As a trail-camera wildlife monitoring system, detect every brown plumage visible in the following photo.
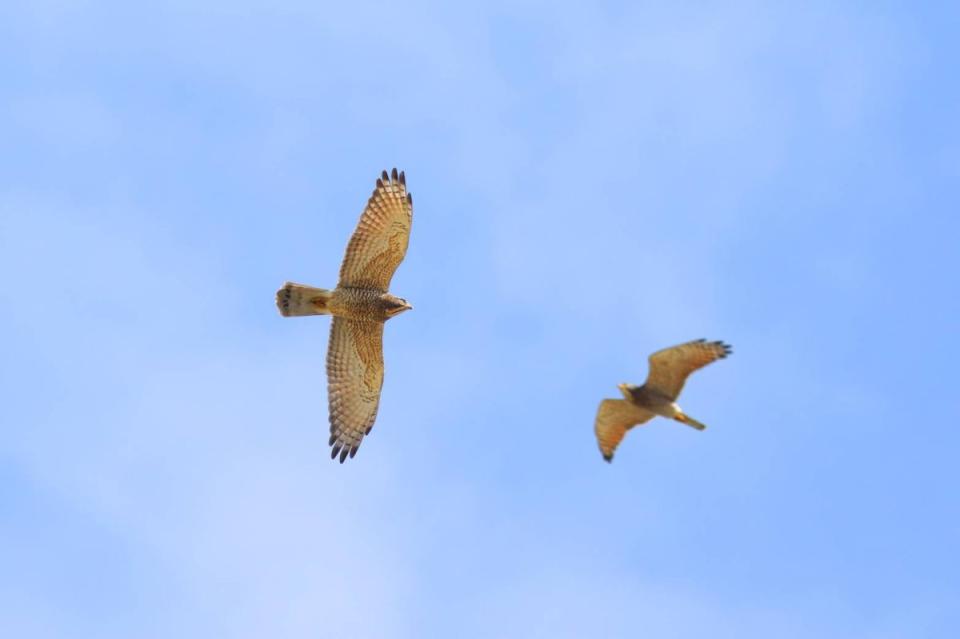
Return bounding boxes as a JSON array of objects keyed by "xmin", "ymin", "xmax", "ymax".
[
  {"xmin": 594, "ymin": 339, "xmax": 732, "ymax": 462},
  {"xmin": 276, "ymin": 169, "xmax": 413, "ymax": 463}
]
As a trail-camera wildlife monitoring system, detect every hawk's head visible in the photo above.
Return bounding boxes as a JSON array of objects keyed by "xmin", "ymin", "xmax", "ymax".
[{"xmin": 382, "ymin": 293, "xmax": 413, "ymax": 318}]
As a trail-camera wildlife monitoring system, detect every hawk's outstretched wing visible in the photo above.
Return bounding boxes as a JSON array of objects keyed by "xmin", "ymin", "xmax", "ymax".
[
  {"xmin": 594, "ymin": 399, "xmax": 655, "ymax": 462},
  {"xmin": 338, "ymin": 168, "xmax": 413, "ymax": 291},
  {"xmin": 326, "ymin": 317, "xmax": 385, "ymax": 463},
  {"xmin": 645, "ymin": 339, "xmax": 731, "ymax": 401}
]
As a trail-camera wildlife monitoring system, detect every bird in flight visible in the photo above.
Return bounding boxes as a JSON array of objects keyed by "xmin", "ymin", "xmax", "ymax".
[
  {"xmin": 594, "ymin": 339, "xmax": 732, "ymax": 462},
  {"xmin": 276, "ymin": 168, "xmax": 413, "ymax": 463}
]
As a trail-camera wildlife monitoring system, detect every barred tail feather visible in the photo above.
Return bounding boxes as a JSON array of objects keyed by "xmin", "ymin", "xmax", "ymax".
[{"xmin": 276, "ymin": 282, "xmax": 333, "ymax": 317}]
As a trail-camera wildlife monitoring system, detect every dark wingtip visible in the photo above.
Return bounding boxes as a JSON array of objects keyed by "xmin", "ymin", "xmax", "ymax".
[
  {"xmin": 328, "ymin": 434, "xmax": 337, "ymax": 446},
  {"xmin": 406, "ymin": 193, "xmax": 412, "ymax": 206},
  {"xmin": 398, "ymin": 170, "xmax": 406, "ymax": 185},
  {"xmin": 391, "ymin": 167, "xmax": 398, "ymax": 182},
  {"xmin": 381, "ymin": 169, "xmax": 389, "ymax": 182},
  {"xmin": 330, "ymin": 444, "xmax": 341, "ymax": 460},
  {"xmin": 339, "ymin": 448, "xmax": 349, "ymax": 463},
  {"xmin": 376, "ymin": 177, "xmax": 384, "ymax": 188},
  {"xmin": 603, "ymin": 454, "xmax": 613, "ymax": 463},
  {"xmin": 276, "ymin": 285, "xmax": 291, "ymax": 313},
  {"xmin": 349, "ymin": 446, "xmax": 358, "ymax": 458}
]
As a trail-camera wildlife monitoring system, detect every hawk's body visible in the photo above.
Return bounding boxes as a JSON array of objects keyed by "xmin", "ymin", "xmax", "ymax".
[
  {"xmin": 277, "ymin": 169, "xmax": 413, "ymax": 463},
  {"xmin": 594, "ymin": 339, "xmax": 732, "ymax": 462}
]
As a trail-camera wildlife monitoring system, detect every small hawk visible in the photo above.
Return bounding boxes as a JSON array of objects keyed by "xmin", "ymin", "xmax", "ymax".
[
  {"xmin": 594, "ymin": 339, "xmax": 732, "ymax": 462},
  {"xmin": 276, "ymin": 169, "xmax": 413, "ymax": 463}
]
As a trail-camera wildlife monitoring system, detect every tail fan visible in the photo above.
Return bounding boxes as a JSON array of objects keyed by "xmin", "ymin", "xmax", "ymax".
[
  {"xmin": 677, "ymin": 414, "xmax": 707, "ymax": 431},
  {"xmin": 276, "ymin": 282, "xmax": 333, "ymax": 317}
]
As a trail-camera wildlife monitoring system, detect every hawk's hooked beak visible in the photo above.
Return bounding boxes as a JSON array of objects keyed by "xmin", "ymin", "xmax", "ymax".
[{"xmin": 386, "ymin": 298, "xmax": 414, "ymax": 317}]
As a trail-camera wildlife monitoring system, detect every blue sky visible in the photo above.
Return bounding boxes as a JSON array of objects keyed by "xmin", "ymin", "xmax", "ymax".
[{"xmin": 1, "ymin": 1, "xmax": 958, "ymax": 637}]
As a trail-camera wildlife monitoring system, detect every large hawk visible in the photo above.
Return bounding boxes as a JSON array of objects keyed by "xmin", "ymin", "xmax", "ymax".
[
  {"xmin": 276, "ymin": 169, "xmax": 413, "ymax": 463},
  {"xmin": 594, "ymin": 339, "xmax": 732, "ymax": 462}
]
